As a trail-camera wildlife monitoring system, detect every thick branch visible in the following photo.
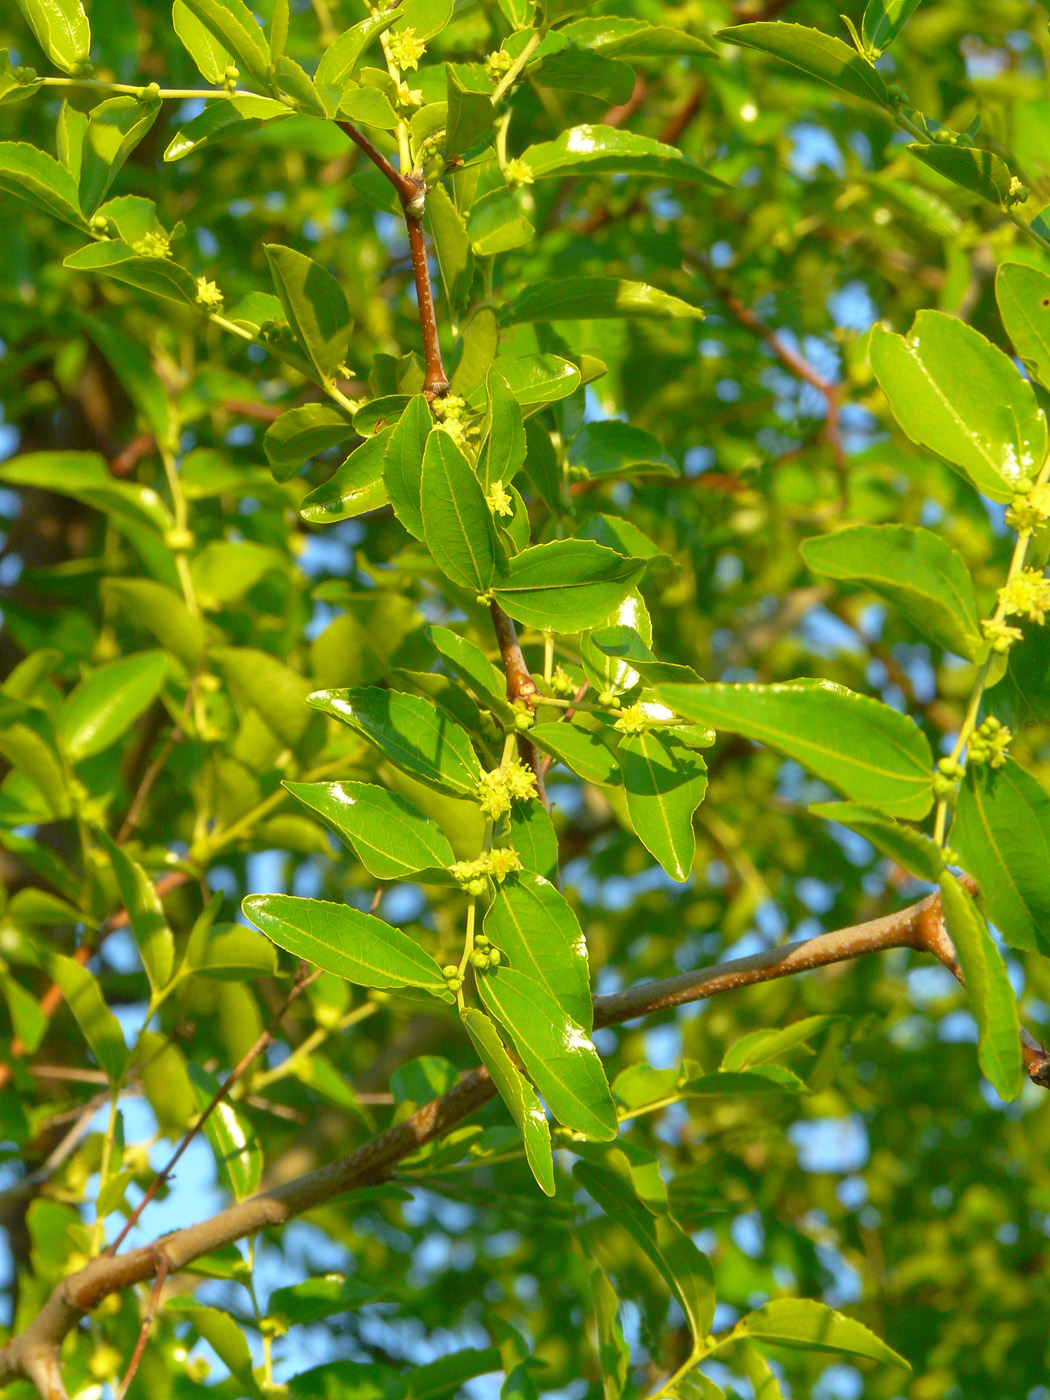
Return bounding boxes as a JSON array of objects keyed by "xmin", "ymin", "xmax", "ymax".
[{"xmin": 3, "ymin": 885, "xmax": 1046, "ymax": 1391}]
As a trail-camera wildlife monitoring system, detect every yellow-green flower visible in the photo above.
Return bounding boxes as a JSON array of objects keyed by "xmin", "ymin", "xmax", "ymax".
[
  {"xmin": 388, "ymin": 28, "xmax": 426, "ymax": 71},
  {"xmin": 998, "ymin": 567, "xmax": 1050, "ymax": 625},
  {"xmin": 194, "ymin": 276, "xmax": 224, "ymax": 311},
  {"xmin": 487, "ymin": 479, "xmax": 513, "ymax": 517}
]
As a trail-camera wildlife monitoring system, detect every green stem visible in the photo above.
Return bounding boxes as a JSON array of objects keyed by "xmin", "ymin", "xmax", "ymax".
[
  {"xmin": 252, "ymin": 1000, "xmax": 379, "ymax": 1090},
  {"xmin": 490, "ymin": 31, "xmax": 541, "ymax": 105},
  {"xmin": 39, "ymin": 75, "xmax": 259, "ymax": 101}
]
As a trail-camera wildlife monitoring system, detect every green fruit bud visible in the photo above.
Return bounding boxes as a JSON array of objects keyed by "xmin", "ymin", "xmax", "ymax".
[{"xmin": 488, "ymin": 948, "xmax": 501, "ymax": 966}]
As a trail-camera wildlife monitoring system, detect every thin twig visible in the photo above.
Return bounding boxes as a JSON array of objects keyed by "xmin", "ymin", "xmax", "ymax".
[
  {"xmin": 117, "ymin": 672, "xmax": 200, "ymax": 843},
  {"xmin": 113, "ymin": 1251, "xmax": 170, "ymax": 1400}
]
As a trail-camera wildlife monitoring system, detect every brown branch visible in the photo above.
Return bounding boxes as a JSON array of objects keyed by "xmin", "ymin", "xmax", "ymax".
[
  {"xmin": 488, "ymin": 600, "xmax": 549, "ymax": 808},
  {"xmin": 113, "ymin": 1252, "xmax": 169, "ymax": 1400},
  {"xmin": 3, "ymin": 884, "xmax": 1046, "ymax": 1395}
]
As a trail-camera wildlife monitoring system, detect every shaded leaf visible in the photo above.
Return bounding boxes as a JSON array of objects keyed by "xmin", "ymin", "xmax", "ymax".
[
  {"xmin": 484, "ymin": 871, "xmax": 592, "ymax": 1030},
  {"xmin": 505, "ymin": 278, "xmax": 704, "ymax": 325},
  {"xmin": 718, "ymin": 22, "xmax": 890, "ymax": 106},
  {"xmin": 59, "ymin": 651, "xmax": 167, "ymax": 763},
  {"xmin": 265, "ymin": 243, "xmax": 353, "ymax": 381},
  {"xmin": 493, "ymin": 540, "xmax": 644, "ymax": 633},
  {"xmin": 285, "ymin": 779, "xmax": 455, "ymax": 879},
  {"xmin": 618, "ymin": 731, "xmax": 708, "ymax": 881},
  {"xmin": 810, "ymin": 801, "xmax": 945, "ymax": 882},
  {"xmin": 462, "ymin": 1008, "xmax": 555, "ymax": 1196},
  {"xmin": 421, "ymin": 430, "xmax": 501, "ymax": 592},
  {"xmin": 97, "ymin": 831, "xmax": 175, "ymax": 991}
]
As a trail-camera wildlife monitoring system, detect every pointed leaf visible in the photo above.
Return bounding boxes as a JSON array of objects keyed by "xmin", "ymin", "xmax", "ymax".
[
  {"xmin": 507, "ymin": 801, "xmax": 559, "ymax": 882},
  {"xmin": 0, "ymin": 140, "xmax": 90, "ymax": 230},
  {"xmin": 951, "ymin": 759, "xmax": 1050, "ymax": 955},
  {"xmin": 618, "ymin": 731, "xmax": 707, "ymax": 882},
  {"xmin": 315, "ymin": 11, "xmax": 398, "ymax": 90},
  {"xmin": 299, "ymin": 430, "xmax": 391, "ymax": 525},
  {"xmin": 505, "ymin": 278, "xmax": 704, "ymax": 325},
  {"xmin": 211, "ymin": 647, "xmax": 317, "ymax": 749},
  {"xmin": 478, "ymin": 968, "xmax": 616, "ymax": 1140},
  {"xmin": 467, "ymin": 186, "xmax": 535, "ymax": 257},
  {"xmin": 493, "ymin": 539, "xmax": 643, "ymax": 633},
  {"xmin": 479, "ymin": 370, "xmax": 527, "ymax": 492},
  {"xmin": 737, "ymin": 1298, "xmax": 909, "ymax": 1368},
  {"xmin": 264, "ymin": 403, "xmax": 354, "ymax": 483},
  {"xmin": 285, "ymin": 780, "xmax": 455, "ymax": 879},
  {"xmin": 718, "ymin": 22, "xmax": 890, "ymax": 106},
  {"xmin": 179, "ymin": 0, "xmax": 270, "ymax": 86},
  {"xmin": 809, "ymin": 802, "xmax": 944, "ymax": 882},
  {"xmin": 655, "ymin": 680, "xmax": 934, "ymax": 819},
  {"xmin": 995, "ymin": 261, "xmax": 1050, "ymax": 392},
  {"xmin": 49, "ymin": 954, "xmax": 127, "ymax": 1082},
  {"xmin": 186, "ymin": 1064, "xmax": 263, "ymax": 1202},
  {"xmin": 939, "ymin": 874, "xmax": 1023, "ymax": 1100},
  {"xmin": 907, "ymin": 143, "xmax": 1015, "ymax": 208},
  {"xmin": 59, "ymin": 651, "xmax": 167, "ymax": 763},
  {"xmin": 426, "ymin": 183, "xmax": 475, "ymax": 315},
  {"xmin": 869, "ymin": 314, "xmax": 1045, "ymax": 503},
  {"xmin": 862, "ymin": 0, "xmax": 922, "ymax": 53},
  {"xmin": 520, "ymin": 124, "xmax": 726, "ymax": 187},
  {"xmin": 15, "ymin": 0, "xmax": 89, "ymax": 73},
  {"xmin": 0, "ymin": 450, "xmax": 173, "ymax": 532},
  {"xmin": 462, "ymin": 1008, "xmax": 555, "ymax": 1197},
  {"xmin": 307, "ymin": 686, "xmax": 482, "ymax": 795},
  {"xmin": 421, "ymin": 429, "xmax": 500, "ymax": 592},
  {"xmin": 721, "ymin": 1015, "xmax": 846, "ymax": 1072},
  {"xmin": 383, "ymin": 393, "xmax": 431, "ymax": 539},
  {"xmin": 800, "ymin": 524, "xmax": 983, "ymax": 660},
  {"xmin": 79, "ymin": 96, "xmax": 161, "ymax": 216},
  {"xmin": 559, "ymin": 18, "xmax": 715, "ymax": 56},
  {"xmin": 265, "ymin": 243, "xmax": 353, "ymax": 381},
  {"xmin": 172, "ymin": 0, "xmax": 230, "ymax": 83},
  {"xmin": 164, "ymin": 95, "xmax": 293, "ymax": 161},
  {"xmin": 446, "ymin": 64, "xmax": 494, "ymax": 159},
  {"xmin": 591, "ymin": 1271, "xmax": 630, "ymax": 1400},
  {"xmin": 569, "ymin": 421, "xmax": 678, "ymax": 480},
  {"xmin": 97, "ymin": 831, "xmax": 175, "ymax": 991},
  {"xmin": 484, "ymin": 872, "xmax": 592, "ymax": 1030},
  {"xmin": 243, "ymin": 893, "xmax": 451, "ymax": 999},
  {"xmin": 530, "ymin": 721, "xmax": 621, "ymax": 787}
]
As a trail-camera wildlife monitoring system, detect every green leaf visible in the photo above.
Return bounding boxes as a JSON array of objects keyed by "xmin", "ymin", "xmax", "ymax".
[
  {"xmin": 265, "ymin": 243, "xmax": 353, "ymax": 382},
  {"xmin": 485, "ymin": 872, "xmax": 593, "ymax": 1030},
  {"xmin": 190, "ymin": 540, "xmax": 283, "ymax": 604},
  {"xmin": 451, "ymin": 308, "xmax": 498, "ymax": 396},
  {"xmin": 186, "ymin": 1065, "xmax": 263, "ymax": 1202},
  {"xmin": 530, "ymin": 721, "xmax": 620, "ymax": 788},
  {"xmin": 63, "ymin": 239, "xmax": 200, "ymax": 304},
  {"xmin": 907, "ymin": 143, "xmax": 1015, "ymax": 208},
  {"xmin": 307, "ymin": 686, "xmax": 482, "ymax": 795},
  {"xmin": 654, "ymin": 680, "xmax": 934, "ymax": 820},
  {"xmin": 275, "ymin": 55, "xmax": 326, "ymax": 116},
  {"xmin": 951, "ymin": 760, "xmax": 1050, "ymax": 956},
  {"xmin": 172, "ymin": 0, "xmax": 230, "ymax": 83},
  {"xmin": 736, "ymin": 1298, "xmax": 910, "ymax": 1368},
  {"xmin": 315, "ymin": 11, "xmax": 398, "ymax": 91},
  {"xmin": 522, "ymin": 418, "xmax": 561, "ymax": 512},
  {"xmin": 427, "ymin": 625, "xmax": 514, "ymax": 718},
  {"xmin": 718, "ymin": 22, "xmax": 890, "ymax": 106},
  {"xmin": 809, "ymin": 802, "xmax": 945, "ymax": 882},
  {"xmin": 505, "ymin": 278, "xmax": 704, "ymax": 325},
  {"xmin": 478, "ymin": 968, "xmax": 616, "ymax": 1139},
  {"xmin": 179, "ymin": 0, "xmax": 270, "ymax": 86},
  {"xmin": 299, "ymin": 429, "xmax": 392, "ymax": 525},
  {"xmin": 0, "ymin": 140, "xmax": 90, "ymax": 230},
  {"xmin": 79, "ymin": 96, "xmax": 161, "ymax": 217},
  {"xmin": 189, "ymin": 924, "xmax": 279, "ymax": 980},
  {"xmin": 0, "ymin": 970, "xmax": 46, "ymax": 1053},
  {"xmin": 392, "ymin": 0, "xmax": 454, "ymax": 42},
  {"xmin": 462, "ymin": 1008, "xmax": 555, "ymax": 1197},
  {"xmin": 467, "ymin": 187, "xmax": 535, "ymax": 258},
  {"xmin": 421, "ymin": 429, "xmax": 501, "ymax": 592},
  {"xmin": 446, "ymin": 64, "xmax": 494, "ymax": 159},
  {"xmin": 97, "ymin": 831, "xmax": 175, "ymax": 991},
  {"xmin": 0, "ymin": 49, "xmax": 43, "ymax": 106},
  {"xmin": 0, "ymin": 713, "xmax": 70, "ymax": 820},
  {"xmin": 591, "ymin": 1271, "xmax": 630, "ymax": 1400},
  {"xmin": 508, "ymin": 801, "xmax": 559, "ymax": 882},
  {"xmin": 721, "ymin": 1015, "xmax": 845, "ymax": 1072},
  {"xmin": 80, "ymin": 313, "xmax": 173, "ymax": 448},
  {"xmin": 338, "ymin": 84, "xmax": 399, "ymax": 129},
  {"xmin": 528, "ymin": 46, "xmax": 635, "ymax": 105},
  {"xmin": 939, "ymin": 874, "xmax": 1023, "ymax": 1100},
  {"xmin": 59, "ymin": 651, "xmax": 167, "ymax": 763},
  {"xmin": 569, "ymin": 421, "xmax": 678, "ymax": 481},
  {"xmin": 800, "ymin": 524, "xmax": 984, "ymax": 660},
  {"xmin": 472, "ymin": 354, "xmax": 582, "ymax": 412},
  {"xmin": 588, "ymin": 625, "xmax": 702, "ymax": 688},
  {"xmin": 406, "ymin": 1346, "xmax": 503, "ymax": 1400},
  {"xmin": 559, "ymin": 18, "xmax": 716, "ymax": 57},
  {"xmin": 575, "ymin": 1161, "xmax": 715, "ymax": 1344},
  {"xmin": 995, "ymin": 261, "xmax": 1050, "ymax": 391},
  {"xmin": 164, "ymin": 95, "xmax": 293, "ymax": 161},
  {"xmin": 479, "ymin": 371, "xmax": 527, "ymax": 494},
  {"xmin": 285, "ymin": 780, "xmax": 455, "ymax": 879},
  {"xmin": 243, "ymin": 893, "xmax": 451, "ymax": 999},
  {"xmin": 263, "ymin": 403, "xmax": 354, "ymax": 483},
  {"xmin": 520, "ymin": 124, "xmax": 726, "ymax": 187},
  {"xmin": 383, "ymin": 393, "xmax": 431, "ymax": 539},
  {"xmin": 15, "ymin": 0, "xmax": 89, "ymax": 74},
  {"xmin": 424, "ymin": 183, "xmax": 475, "ymax": 316},
  {"xmin": 862, "ymin": 0, "xmax": 922, "ymax": 54},
  {"xmin": 493, "ymin": 540, "xmax": 644, "ymax": 633},
  {"xmin": 870, "ymin": 313, "xmax": 1045, "ymax": 504},
  {"xmin": 211, "ymin": 647, "xmax": 317, "ymax": 749},
  {"xmin": 0, "ymin": 450, "xmax": 173, "ymax": 534},
  {"xmin": 168, "ymin": 1297, "xmax": 258, "ymax": 1385},
  {"xmin": 618, "ymin": 731, "xmax": 707, "ymax": 882},
  {"xmin": 49, "ymin": 954, "xmax": 128, "ymax": 1082}
]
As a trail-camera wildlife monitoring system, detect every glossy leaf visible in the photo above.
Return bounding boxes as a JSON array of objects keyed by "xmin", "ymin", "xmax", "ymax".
[
  {"xmin": 478, "ymin": 968, "xmax": 616, "ymax": 1140},
  {"xmin": 862, "ymin": 0, "xmax": 922, "ymax": 53},
  {"xmin": 528, "ymin": 47, "xmax": 635, "ymax": 105},
  {"xmin": 810, "ymin": 802, "xmax": 945, "ymax": 882},
  {"xmin": 479, "ymin": 370, "xmax": 527, "ymax": 493},
  {"xmin": 467, "ymin": 187, "xmax": 535, "ymax": 258},
  {"xmin": 506, "ymin": 278, "xmax": 704, "ymax": 325},
  {"xmin": 307, "ymin": 686, "xmax": 482, "ymax": 795},
  {"xmin": 721, "ymin": 1015, "xmax": 845, "ymax": 1072},
  {"xmin": 426, "ymin": 183, "xmax": 475, "ymax": 316},
  {"xmin": 575, "ymin": 1161, "xmax": 716, "ymax": 1344},
  {"xmin": 64, "ymin": 238, "xmax": 199, "ymax": 303},
  {"xmin": 59, "ymin": 651, "xmax": 167, "ymax": 763},
  {"xmin": 0, "ymin": 50, "xmax": 42, "ymax": 106},
  {"xmin": 484, "ymin": 872, "xmax": 593, "ymax": 1030},
  {"xmin": 521, "ymin": 124, "xmax": 726, "ymax": 187},
  {"xmin": 427, "ymin": 625, "xmax": 514, "ymax": 718},
  {"xmin": 530, "ymin": 721, "xmax": 620, "ymax": 788},
  {"xmin": 568, "ymin": 421, "xmax": 678, "ymax": 480},
  {"xmin": 264, "ymin": 403, "xmax": 354, "ymax": 483},
  {"xmin": 172, "ymin": 0, "xmax": 230, "ymax": 83},
  {"xmin": 243, "ymin": 894, "xmax": 451, "ymax": 999},
  {"xmin": 187, "ymin": 1064, "xmax": 263, "ymax": 1202},
  {"xmin": 97, "ymin": 831, "xmax": 175, "ymax": 991},
  {"xmin": 939, "ymin": 874, "xmax": 1023, "ymax": 1100},
  {"xmin": 800, "ymin": 524, "xmax": 984, "ymax": 660},
  {"xmin": 559, "ymin": 18, "xmax": 716, "ymax": 56},
  {"xmin": 164, "ymin": 95, "xmax": 293, "ymax": 161},
  {"xmin": 472, "ymin": 354, "xmax": 581, "ymax": 411},
  {"xmin": 189, "ymin": 925, "xmax": 278, "ymax": 980},
  {"xmin": 655, "ymin": 680, "xmax": 934, "ymax": 819},
  {"xmin": 299, "ymin": 429, "xmax": 391, "ymax": 525},
  {"xmin": 908, "ymin": 143, "xmax": 1015, "ymax": 207},
  {"xmin": 462, "ymin": 1008, "xmax": 555, "ymax": 1196},
  {"xmin": 618, "ymin": 731, "xmax": 708, "ymax": 882},
  {"xmin": 211, "ymin": 647, "xmax": 317, "ymax": 749},
  {"xmin": 588, "ymin": 626, "xmax": 702, "ymax": 687},
  {"xmin": 392, "ymin": 0, "xmax": 454, "ymax": 42},
  {"xmin": 0, "ymin": 140, "xmax": 89, "ymax": 230},
  {"xmin": 737, "ymin": 1298, "xmax": 910, "ymax": 1368},
  {"xmin": 49, "ymin": 954, "xmax": 127, "ymax": 1082},
  {"xmin": 421, "ymin": 429, "xmax": 501, "ymax": 592},
  {"xmin": 718, "ymin": 22, "xmax": 890, "ymax": 106},
  {"xmin": 285, "ymin": 780, "xmax": 455, "ymax": 879},
  {"xmin": 493, "ymin": 540, "xmax": 644, "ymax": 633},
  {"xmin": 869, "ymin": 313, "xmax": 1045, "ymax": 503},
  {"xmin": 451, "ymin": 308, "xmax": 498, "ymax": 396},
  {"xmin": 315, "ymin": 11, "xmax": 398, "ymax": 91},
  {"xmin": 79, "ymin": 96, "xmax": 161, "ymax": 217},
  {"xmin": 446, "ymin": 64, "xmax": 493, "ymax": 159},
  {"xmin": 508, "ymin": 802, "xmax": 559, "ymax": 882},
  {"xmin": 995, "ymin": 261, "xmax": 1050, "ymax": 391},
  {"xmin": 265, "ymin": 243, "xmax": 353, "ymax": 381},
  {"xmin": 14, "ymin": 0, "xmax": 89, "ymax": 73},
  {"xmin": 0, "ymin": 450, "xmax": 172, "ymax": 533},
  {"xmin": 383, "ymin": 393, "xmax": 432, "ymax": 539},
  {"xmin": 179, "ymin": 0, "xmax": 270, "ymax": 86},
  {"xmin": 951, "ymin": 760, "xmax": 1050, "ymax": 955}
]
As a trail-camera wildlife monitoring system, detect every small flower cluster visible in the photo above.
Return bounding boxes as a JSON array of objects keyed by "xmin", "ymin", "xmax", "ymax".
[
  {"xmin": 614, "ymin": 704, "xmax": 649, "ymax": 734},
  {"xmin": 967, "ymin": 716, "xmax": 1012, "ymax": 769},
  {"xmin": 485, "ymin": 49, "xmax": 514, "ymax": 81},
  {"xmin": 503, "ymin": 159, "xmax": 534, "ymax": 188},
  {"xmin": 486, "ymin": 479, "xmax": 513, "ymax": 517},
  {"xmin": 1006, "ymin": 482, "xmax": 1050, "ymax": 536},
  {"xmin": 450, "ymin": 847, "xmax": 522, "ymax": 895},
  {"xmin": 477, "ymin": 761, "xmax": 537, "ymax": 819},
  {"xmin": 388, "ymin": 28, "xmax": 426, "ymax": 71},
  {"xmin": 982, "ymin": 617, "xmax": 1024, "ymax": 654},
  {"xmin": 469, "ymin": 931, "xmax": 502, "ymax": 972},
  {"xmin": 550, "ymin": 665, "xmax": 577, "ymax": 698},
  {"xmin": 195, "ymin": 277, "xmax": 224, "ymax": 311},
  {"xmin": 998, "ymin": 567, "xmax": 1050, "ymax": 626},
  {"xmin": 432, "ymin": 394, "xmax": 473, "ymax": 448},
  {"xmin": 132, "ymin": 230, "xmax": 172, "ymax": 259}
]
